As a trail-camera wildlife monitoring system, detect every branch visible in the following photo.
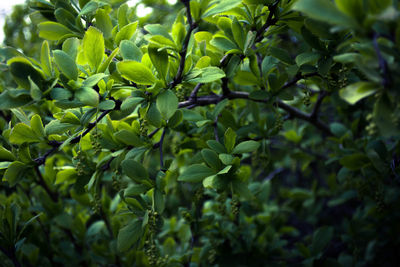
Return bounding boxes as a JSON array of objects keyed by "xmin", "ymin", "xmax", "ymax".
[
  {"xmin": 171, "ymin": 1, "xmax": 197, "ymax": 88},
  {"xmin": 159, "ymin": 128, "xmax": 167, "ymax": 170},
  {"xmin": 213, "ymin": 115, "xmax": 220, "ymax": 142},
  {"xmin": 255, "ymin": 2, "xmax": 279, "ymax": 42},
  {"xmin": 373, "ymin": 33, "xmax": 392, "ymax": 88},
  {"xmin": 310, "ymin": 91, "xmax": 327, "ymax": 120},
  {"xmin": 34, "ymin": 108, "xmax": 114, "ymax": 166},
  {"xmin": 189, "ymin": 83, "xmax": 203, "ymax": 101}
]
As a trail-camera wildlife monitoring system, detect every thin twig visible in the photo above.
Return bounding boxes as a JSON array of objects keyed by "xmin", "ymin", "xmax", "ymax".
[
  {"xmin": 310, "ymin": 91, "xmax": 327, "ymax": 120},
  {"xmin": 373, "ymin": 32, "xmax": 392, "ymax": 88},
  {"xmin": 213, "ymin": 115, "xmax": 220, "ymax": 142},
  {"xmin": 159, "ymin": 128, "xmax": 167, "ymax": 170},
  {"xmin": 189, "ymin": 83, "xmax": 203, "ymax": 101},
  {"xmin": 255, "ymin": 2, "xmax": 279, "ymax": 42}
]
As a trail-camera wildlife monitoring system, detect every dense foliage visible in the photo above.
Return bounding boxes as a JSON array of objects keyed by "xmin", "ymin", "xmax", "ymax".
[{"xmin": 0, "ymin": 0, "xmax": 399, "ymax": 266}]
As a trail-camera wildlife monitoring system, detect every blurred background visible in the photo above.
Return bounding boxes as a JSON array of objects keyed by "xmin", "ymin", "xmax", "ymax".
[{"xmin": 0, "ymin": 1, "xmax": 26, "ymax": 41}]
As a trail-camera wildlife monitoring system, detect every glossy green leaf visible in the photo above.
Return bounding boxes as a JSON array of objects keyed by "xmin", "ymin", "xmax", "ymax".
[
  {"xmin": 157, "ymin": 90, "xmax": 178, "ymax": 120},
  {"xmin": 4, "ymin": 161, "xmax": 28, "ymax": 187},
  {"xmin": 120, "ymin": 40, "xmax": 142, "ymax": 61},
  {"xmin": 115, "ymin": 21, "xmax": 138, "ymax": 45},
  {"xmin": 0, "ymin": 146, "xmax": 16, "ymax": 161},
  {"xmin": 117, "ymin": 219, "xmax": 142, "ymax": 251},
  {"xmin": 339, "ymin": 82, "xmax": 378, "ymax": 105},
  {"xmin": 114, "ymin": 130, "xmax": 143, "ymax": 146},
  {"xmin": 41, "ymin": 41, "xmax": 52, "ymax": 76},
  {"xmin": 10, "ymin": 123, "xmax": 40, "ymax": 144},
  {"xmin": 232, "ymin": 141, "xmax": 260, "ymax": 154},
  {"xmin": 117, "ymin": 61, "xmax": 156, "ymax": 85},
  {"xmin": 224, "ymin": 128, "xmax": 237, "ymax": 153},
  {"xmin": 121, "ymin": 159, "xmax": 149, "ymax": 182},
  {"xmin": 178, "ymin": 164, "xmax": 216, "ymax": 183},
  {"xmin": 83, "ymin": 27, "xmax": 105, "ymax": 71},
  {"xmin": 53, "ymin": 50, "xmax": 78, "ymax": 80},
  {"xmin": 38, "ymin": 21, "xmax": 74, "ymax": 41},
  {"xmin": 201, "ymin": 149, "xmax": 221, "ymax": 170},
  {"xmin": 75, "ymin": 87, "xmax": 99, "ymax": 106},
  {"xmin": 202, "ymin": 0, "xmax": 242, "ymax": 18},
  {"xmin": 146, "ymin": 103, "xmax": 162, "ymax": 128},
  {"xmin": 30, "ymin": 114, "xmax": 45, "ymax": 138},
  {"xmin": 148, "ymin": 46, "xmax": 169, "ymax": 82}
]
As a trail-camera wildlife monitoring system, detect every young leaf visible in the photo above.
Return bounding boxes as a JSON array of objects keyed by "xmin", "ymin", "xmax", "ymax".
[
  {"xmin": 156, "ymin": 90, "xmax": 178, "ymax": 120},
  {"xmin": 41, "ymin": 41, "xmax": 52, "ymax": 76},
  {"xmin": 83, "ymin": 27, "xmax": 105, "ymax": 71},
  {"xmin": 121, "ymin": 159, "xmax": 149, "ymax": 182},
  {"xmin": 4, "ymin": 161, "xmax": 28, "ymax": 187},
  {"xmin": 30, "ymin": 114, "xmax": 45, "ymax": 138},
  {"xmin": 115, "ymin": 21, "xmax": 138, "ymax": 45},
  {"xmin": 75, "ymin": 87, "xmax": 99, "ymax": 106},
  {"xmin": 117, "ymin": 219, "xmax": 142, "ymax": 252},
  {"xmin": 201, "ymin": 149, "xmax": 221, "ymax": 170},
  {"xmin": 117, "ymin": 61, "xmax": 156, "ymax": 85},
  {"xmin": 339, "ymin": 82, "xmax": 378, "ymax": 105},
  {"xmin": 178, "ymin": 164, "xmax": 216, "ymax": 183},
  {"xmin": 53, "ymin": 50, "xmax": 78, "ymax": 80},
  {"xmin": 10, "ymin": 123, "xmax": 40, "ymax": 144},
  {"xmin": 224, "ymin": 128, "xmax": 237, "ymax": 153},
  {"xmin": 232, "ymin": 141, "xmax": 260, "ymax": 154},
  {"xmin": 146, "ymin": 103, "xmax": 162, "ymax": 128},
  {"xmin": 38, "ymin": 21, "xmax": 74, "ymax": 41}
]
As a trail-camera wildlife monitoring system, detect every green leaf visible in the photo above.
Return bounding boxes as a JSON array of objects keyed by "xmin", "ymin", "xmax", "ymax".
[
  {"xmin": 55, "ymin": 8, "xmax": 77, "ymax": 31},
  {"xmin": 0, "ymin": 90, "xmax": 31, "ymax": 110},
  {"xmin": 232, "ymin": 141, "xmax": 260, "ymax": 154},
  {"xmin": 120, "ymin": 40, "xmax": 142, "ymax": 61},
  {"xmin": 75, "ymin": 87, "xmax": 99, "ymax": 107},
  {"xmin": 232, "ymin": 180, "xmax": 253, "ymax": 200},
  {"xmin": 148, "ymin": 46, "xmax": 169, "ymax": 82},
  {"xmin": 188, "ymin": 67, "xmax": 226, "ymax": 83},
  {"xmin": 146, "ymin": 103, "xmax": 162, "ymax": 128},
  {"xmin": 224, "ymin": 128, "xmax": 237, "ymax": 153},
  {"xmin": 373, "ymin": 93, "xmax": 397, "ymax": 137},
  {"xmin": 7, "ymin": 57, "xmax": 44, "ymax": 89},
  {"xmin": 153, "ymin": 189, "xmax": 165, "ymax": 213},
  {"xmin": 38, "ymin": 21, "xmax": 74, "ymax": 41},
  {"xmin": 117, "ymin": 61, "xmax": 156, "ymax": 85},
  {"xmin": 178, "ymin": 164, "xmax": 216, "ymax": 183},
  {"xmin": 295, "ymin": 52, "xmax": 321, "ymax": 66},
  {"xmin": 219, "ymin": 153, "xmax": 234, "ymax": 165},
  {"xmin": 44, "ymin": 120, "xmax": 76, "ymax": 135},
  {"xmin": 202, "ymin": 0, "xmax": 242, "ymax": 18},
  {"xmin": 4, "ymin": 161, "xmax": 28, "ymax": 187},
  {"xmin": 311, "ymin": 226, "xmax": 334, "ymax": 255},
  {"xmin": 10, "ymin": 123, "xmax": 40, "ymax": 144},
  {"xmin": 207, "ymin": 140, "xmax": 226, "ymax": 154},
  {"xmin": 122, "ymin": 159, "xmax": 149, "ymax": 182},
  {"xmin": 210, "ymin": 37, "xmax": 238, "ymax": 51},
  {"xmin": 0, "ymin": 146, "xmax": 16, "ymax": 161},
  {"xmin": 53, "ymin": 50, "xmax": 78, "ymax": 80},
  {"xmin": 30, "ymin": 114, "xmax": 45, "ymax": 138},
  {"xmin": 98, "ymin": 100, "xmax": 115, "ymax": 110},
  {"xmin": 121, "ymin": 97, "xmax": 145, "ymax": 110},
  {"xmin": 269, "ymin": 47, "xmax": 293, "ymax": 65},
  {"xmin": 157, "ymin": 90, "xmax": 178, "ymax": 120},
  {"xmin": 82, "ymin": 73, "xmax": 107, "ymax": 87},
  {"xmin": 333, "ymin": 53, "xmax": 361, "ymax": 64},
  {"xmin": 83, "ymin": 27, "xmax": 105, "ymax": 71},
  {"xmin": 114, "ymin": 130, "xmax": 143, "ymax": 146},
  {"xmin": 167, "ymin": 110, "xmax": 183, "ymax": 128},
  {"xmin": 115, "ymin": 21, "xmax": 138, "ymax": 45},
  {"xmin": 292, "ymin": 0, "xmax": 357, "ymax": 28},
  {"xmin": 117, "ymin": 219, "xmax": 142, "ymax": 252},
  {"xmin": 339, "ymin": 153, "xmax": 370, "ymax": 170},
  {"xmin": 233, "ymin": 71, "xmax": 259, "ymax": 86},
  {"xmin": 41, "ymin": 41, "xmax": 52, "ymax": 76},
  {"xmin": 339, "ymin": 82, "xmax": 378, "ymax": 105},
  {"xmin": 201, "ymin": 149, "xmax": 221, "ymax": 170}
]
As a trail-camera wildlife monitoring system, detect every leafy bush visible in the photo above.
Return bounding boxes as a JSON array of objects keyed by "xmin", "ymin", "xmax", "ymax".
[{"xmin": 0, "ymin": 0, "xmax": 399, "ymax": 266}]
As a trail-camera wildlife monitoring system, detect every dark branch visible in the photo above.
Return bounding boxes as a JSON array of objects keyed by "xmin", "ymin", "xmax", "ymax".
[
  {"xmin": 171, "ymin": 1, "xmax": 197, "ymax": 88},
  {"xmin": 373, "ymin": 33, "xmax": 392, "ymax": 88},
  {"xmin": 310, "ymin": 91, "xmax": 327, "ymax": 120},
  {"xmin": 213, "ymin": 116, "xmax": 220, "ymax": 142},
  {"xmin": 159, "ymin": 128, "xmax": 167, "ymax": 170},
  {"xmin": 189, "ymin": 83, "xmax": 203, "ymax": 101},
  {"xmin": 255, "ymin": 2, "xmax": 279, "ymax": 42}
]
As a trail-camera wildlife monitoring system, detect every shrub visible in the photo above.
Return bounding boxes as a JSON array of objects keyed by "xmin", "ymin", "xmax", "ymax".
[{"xmin": 0, "ymin": 0, "xmax": 399, "ymax": 266}]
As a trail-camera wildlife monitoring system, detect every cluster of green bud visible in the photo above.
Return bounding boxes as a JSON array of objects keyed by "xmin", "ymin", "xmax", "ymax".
[
  {"xmin": 302, "ymin": 90, "xmax": 311, "ymax": 107},
  {"xmin": 374, "ymin": 189, "xmax": 386, "ymax": 213},
  {"xmin": 230, "ymin": 195, "xmax": 240, "ymax": 217},
  {"xmin": 148, "ymin": 210, "xmax": 160, "ymax": 233},
  {"xmin": 139, "ymin": 119, "xmax": 148, "ymax": 137},
  {"xmin": 91, "ymin": 193, "xmax": 101, "ymax": 214},
  {"xmin": 338, "ymin": 66, "xmax": 349, "ymax": 88},
  {"xmin": 216, "ymin": 193, "xmax": 227, "ymax": 215},
  {"xmin": 365, "ymin": 114, "xmax": 377, "ymax": 136},
  {"xmin": 91, "ymin": 130, "xmax": 102, "ymax": 154},
  {"xmin": 327, "ymin": 66, "xmax": 349, "ymax": 90},
  {"xmin": 272, "ymin": 113, "xmax": 283, "ymax": 134},
  {"xmin": 73, "ymin": 151, "xmax": 85, "ymax": 176},
  {"xmin": 194, "ymin": 187, "xmax": 204, "ymax": 204},
  {"xmin": 181, "ymin": 210, "xmax": 192, "ymax": 222},
  {"xmin": 112, "ymin": 171, "xmax": 120, "ymax": 191},
  {"xmin": 144, "ymin": 241, "xmax": 158, "ymax": 266},
  {"xmin": 207, "ymin": 248, "xmax": 217, "ymax": 263},
  {"xmin": 174, "ymin": 85, "xmax": 189, "ymax": 102}
]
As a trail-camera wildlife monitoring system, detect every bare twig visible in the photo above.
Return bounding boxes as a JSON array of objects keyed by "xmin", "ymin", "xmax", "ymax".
[
  {"xmin": 159, "ymin": 128, "xmax": 167, "ymax": 170},
  {"xmin": 373, "ymin": 33, "xmax": 392, "ymax": 88},
  {"xmin": 189, "ymin": 83, "xmax": 203, "ymax": 101},
  {"xmin": 310, "ymin": 91, "xmax": 327, "ymax": 120},
  {"xmin": 255, "ymin": 2, "xmax": 279, "ymax": 42}
]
